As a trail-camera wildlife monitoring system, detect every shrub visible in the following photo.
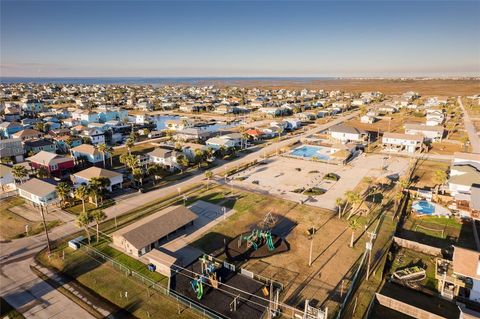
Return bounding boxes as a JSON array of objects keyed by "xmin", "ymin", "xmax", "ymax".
[{"xmin": 323, "ymin": 173, "xmax": 340, "ymax": 181}]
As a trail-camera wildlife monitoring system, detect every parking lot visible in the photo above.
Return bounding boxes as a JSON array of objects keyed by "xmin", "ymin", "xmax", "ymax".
[{"xmin": 230, "ymin": 154, "xmax": 410, "ymax": 210}]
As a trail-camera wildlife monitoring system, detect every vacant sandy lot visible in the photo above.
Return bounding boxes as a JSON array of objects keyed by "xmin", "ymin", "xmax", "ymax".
[{"xmin": 230, "ymin": 154, "xmax": 410, "ymax": 210}]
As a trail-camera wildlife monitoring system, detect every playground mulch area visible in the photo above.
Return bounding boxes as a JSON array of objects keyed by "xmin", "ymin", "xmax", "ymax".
[
  {"xmin": 225, "ymin": 233, "xmax": 289, "ymax": 261},
  {"xmin": 172, "ymin": 259, "xmax": 269, "ymax": 319}
]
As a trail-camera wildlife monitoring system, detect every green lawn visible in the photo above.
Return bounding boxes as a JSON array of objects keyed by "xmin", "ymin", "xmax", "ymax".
[{"xmin": 37, "ymin": 245, "xmax": 198, "ymax": 319}]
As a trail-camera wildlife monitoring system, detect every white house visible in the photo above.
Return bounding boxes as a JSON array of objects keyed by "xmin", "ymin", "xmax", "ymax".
[
  {"xmin": 147, "ymin": 148, "xmax": 180, "ymax": 172},
  {"xmin": 404, "ymin": 123, "xmax": 444, "ymax": 142},
  {"xmin": 328, "ymin": 124, "xmax": 368, "ymax": 143},
  {"xmin": 448, "ymin": 152, "xmax": 480, "ymax": 196},
  {"xmin": 0, "ymin": 164, "xmax": 15, "ymax": 191},
  {"xmin": 17, "ymin": 178, "xmax": 58, "ymax": 206},
  {"xmin": 452, "ymin": 247, "xmax": 480, "ymax": 303},
  {"xmin": 382, "ymin": 132, "xmax": 424, "ymax": 153},
  {"xmin": 70, "ymin": 144, "xmax": 105, "ymax": 164},
  {"xmin": 71, "ymin": 167, "xmax": 123, "ymax": 191},
  {"xmin": 205, "ymin": 137, "xmax": 237, "ymax": 150},
  {"xmin": 360, "ymin": 115, "xmax": 376, "ymax": 124},
  {"xmin": 79, "ymin": 128, "xmax": 105, "ymax": 145}
]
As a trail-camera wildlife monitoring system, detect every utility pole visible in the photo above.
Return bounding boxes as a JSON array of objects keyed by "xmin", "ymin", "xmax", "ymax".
[
  {"xmin": 39, "ymin": 205, "xmax": 51, "ymax": 253},
  {"xmin": 308, "ymin": 227, "xmax": 316, "ymax": 267},
  {"xmin": 366, "ymin": 231, "xmax": 377, "ymax": 280}
]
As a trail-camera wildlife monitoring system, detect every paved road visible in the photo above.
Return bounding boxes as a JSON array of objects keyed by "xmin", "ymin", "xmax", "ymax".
[
  {"xmin": 0, "ymin": 220, "xmax": 95, "ymax": 319},
  {"xmin": 458, "ymin": 96, "xmax": 480, "ymax": 153},
  {"xmin": 104, "ymin": 112, "xmax": 359, "ymax": 218},
  {"xmin": 0, "ymin": 111, "xmax": 357, "ymax": 318}
]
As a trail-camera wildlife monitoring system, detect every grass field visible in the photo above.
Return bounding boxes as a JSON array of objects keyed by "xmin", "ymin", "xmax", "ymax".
[
  {"xmin": 0, "ymin": 197, "xmax": 62, "ymax": 240},
  {"xmin": 37, "ymin": 240, "xmax": 198, "ymax": 319}
]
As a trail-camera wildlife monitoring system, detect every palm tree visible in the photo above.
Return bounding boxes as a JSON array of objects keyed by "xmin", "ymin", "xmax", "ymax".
[
  {"xmin": 91, "ymin": 209, "xmax": 106, "ymax": 243},
  {"xmin": 147, "ymin": 163, "xmax": 162, "ymax": 184},
  {"xmin": 97, "ymin": 143, "xmax": 108, "ymax": 168},
  {"xmin": 132, "ymin": 168, "xmax": 144, "ymax": 186},
  {"xmin": 125, "ymin": 138, "xmax": 135, "ymax": 155},
  {"xmin": 433, "ymin": 170, "xmax": 447, "ymax": 197},
  {"xmin": 205, "ymin": 171, "xmax": 214, "ymax": 189},
  {"xmin": 74, "ymin": 185, "xmax": 89, "ymax": 215},
  {"xmin": 88, "ymin": 177, "xmax": 110, "ymax": 207},
  {"xmin": 12, "ymin": 164, "xmax": 28, "ymax": 184},
  {"xmin": 348, "ymin": 219, "xmax": 359, "ymax": 248},
  {"xmin": 56, "ymin": 182, "xmax": 72, "ymax": 208},
  {"xmin": 194, "ymin": 149, "xmax": 204, "ymax": 168},
  {"xmin": 107, "ymin": 145, "xmax": 114, "ymax": 167},
  {"xmin": 346, "ymin": 191, "xmax": 362, "ymax": 220},
  {"xmin": 77, "ymin": 211, "xmax": 93, "ymax": 244},
  {"xmin": 204, "ymin": 148, "xmax": 214, "ymax": 162},
  {"xmin": 36, "ymin": 167, "xmax": 49, "ymax": 179},
  {"xmin": 176, "ymin": 154, "xmax": 189, "ymax": 174},
  {"xmin": 398, "ymin": 178, "xmax": 410, "ymax": 191}
]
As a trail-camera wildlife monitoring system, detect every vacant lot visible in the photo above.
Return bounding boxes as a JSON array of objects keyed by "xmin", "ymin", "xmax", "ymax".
[
  {"xmin": 390, "ymin": 248, "xmax": 438, "ymax": 292},
  {"xmin": 410, "ymin": 159, "xmax": 450, "ymax": 189},
  {"xmin": 0, "ymin": 197, "xmax": 61, "ymax": 240}
]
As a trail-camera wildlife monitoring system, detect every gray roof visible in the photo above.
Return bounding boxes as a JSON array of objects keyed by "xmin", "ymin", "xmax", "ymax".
[
  {"xmin": 18, "ymin": 178, "xmax": 57, "ymax": 197},
  {"xmin": 329, "ymin": 124, "xmax": 366, "ymax": 135},
  {"xmin": 148, "ymin": 147, "xmax": 173, "ymax": 159},
  {"xmin": 112, "ymin": 205, "xmax": 197, "ymax": 250}
]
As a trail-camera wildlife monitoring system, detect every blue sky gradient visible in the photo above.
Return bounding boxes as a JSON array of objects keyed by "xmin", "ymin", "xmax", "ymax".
[{"xmin": 1, "ymin": 1, "xmax": 479, "ymax": 77}]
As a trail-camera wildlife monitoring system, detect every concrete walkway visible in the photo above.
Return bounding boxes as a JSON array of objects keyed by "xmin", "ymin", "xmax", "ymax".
[{"xmin": 458, "ymin": 96, "xmax": 480, "ymax": 153}]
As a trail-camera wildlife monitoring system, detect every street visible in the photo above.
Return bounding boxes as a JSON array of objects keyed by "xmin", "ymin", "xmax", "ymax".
[{"xmin": 458, "ymin": 96, "xmax": 480, "ymax": 153}]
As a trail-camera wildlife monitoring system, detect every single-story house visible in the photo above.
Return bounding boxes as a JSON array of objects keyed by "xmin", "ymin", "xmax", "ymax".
[
  {"xmin": 245, "ymin": 129, "xmax": 265, "ymax": 140},
  {"xmin": 0, "ymin": 121, "xmax": 24, "ymax": 138},
  {"xmin": 112, "ymin": 205, "xmax": 197, "ymax": 257},
  {"xmin": 181, "ymin": 143, "xmax": 208, "ymax": 161},
  {"xmin": 382, "ymin": 132, "xmax": 424, "ymax": 153},
  {"xmin": 360, "ymin": 115, "xmax": 377, "ymax": 124},
  {"xmin": 70, "ymin": 144, "xmax": 105, "ymax": 164},
  {"xmin": 17, "ymin": 178, "xmax": 58, "ymax": 206},
  {"xmin": 71, "ymin": 166, "xmax": 123, "ymax": 191},
  {"xmin": 27, "ymin": 151, "xmax": 75, "ymax": 177}
]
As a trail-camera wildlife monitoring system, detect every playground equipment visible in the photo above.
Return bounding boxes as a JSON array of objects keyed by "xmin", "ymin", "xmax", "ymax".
[
  {"xmin": 190, "ymin": 255, "xmax": 222, "ymax": 300},
  {"xmin": 242, "ymin": 229, "xmax": 275, "ymax": 251}
]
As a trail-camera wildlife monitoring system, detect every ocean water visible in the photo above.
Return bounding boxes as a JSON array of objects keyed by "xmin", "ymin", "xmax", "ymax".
[{"xmin": 0, "ymin": 77, "xmax": 336, "ymax": 85}]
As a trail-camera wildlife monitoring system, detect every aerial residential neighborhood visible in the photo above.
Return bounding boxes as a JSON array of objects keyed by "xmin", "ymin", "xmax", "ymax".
[{"xmin": 1, "ymin": 1, "xmax": 479, "ymax": 319}]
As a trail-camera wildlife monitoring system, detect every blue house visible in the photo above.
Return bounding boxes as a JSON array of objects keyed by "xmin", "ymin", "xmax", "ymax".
[
  {"xmin": 0, "ymin": 122, "xmax": 24, "ymax": 138},
  {"xmin": 22, "ymin": 99, "xmax": 43, "ymax": 114}
]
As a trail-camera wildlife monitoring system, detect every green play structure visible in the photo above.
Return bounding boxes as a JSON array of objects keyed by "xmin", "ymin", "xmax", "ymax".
[{"xmin": 242, "ymin": 229, "xmax": 275, "ymax": 251}]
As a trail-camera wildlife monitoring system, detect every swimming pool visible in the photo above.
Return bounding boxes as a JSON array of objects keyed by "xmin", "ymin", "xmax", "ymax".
[
  {"xmin": 290, "ymin": 145, "xmax": 331, "ymax": 161},
  {"xmin": 412, "ymin": 200, "xmax": 435, "ymax": 215}
]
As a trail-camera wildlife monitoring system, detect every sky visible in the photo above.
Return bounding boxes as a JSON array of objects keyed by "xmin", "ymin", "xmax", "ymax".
[{"xmin": 1, "ymin": 0, "xmax": 479, "ymax": 77}]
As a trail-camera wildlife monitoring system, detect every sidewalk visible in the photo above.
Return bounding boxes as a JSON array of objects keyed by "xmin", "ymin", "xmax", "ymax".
[{"xmin": 30, "ymin": 262, "xmax": 132, "ymax": 319}]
